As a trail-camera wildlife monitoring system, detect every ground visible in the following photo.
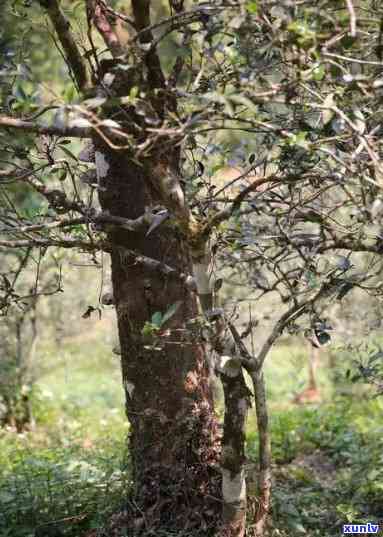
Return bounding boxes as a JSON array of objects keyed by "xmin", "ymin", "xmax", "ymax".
[{"xmin": 0, "ymin": 321, "xmax": 382, "ymax": 537}]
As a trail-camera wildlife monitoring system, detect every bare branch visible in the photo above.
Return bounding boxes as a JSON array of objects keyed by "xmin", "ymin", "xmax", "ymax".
[
  {"xmin": 18, "ymin": 174, "xmax": 85, "ymax": 215},
  {"xmin": 97, "ymin": 1, "xmax": 136, "ymax": 29},
  {"xmin": 201, "ymin": 174, "xmax": 281, "ymax": 238},
  {"xmin": 0, "ymin": 210, "xmax": 169, "ymax": 235},
  {"xmin": 0, "ymin": 240, "xmax": 194, "ymax": 290},
  {"xmin": 86, "ymin": 0, "xmax": 124, "ymax": 57},
  {"xmin": 38, "ymin": 0, "xmax": 90, "ymax": 92},
  {"xmin": 131, "ymin": 0, "xmax": 165, "ymax": 89},
  {"xmin": 345, "ymin": 0, "xmax": 357, "ymax": 37},
  {"xmin": 117, "ymin": 246, "xmax": 195, "ymax": 290},
  {"xmin": 0, "ymin": 114, "xmax": 133, "ymax": 149},
  {"xmin": 132, "ymin": 4, "xmax": 223, "ymax": 43},
  {"xmin": 0, "ymin": 237, "xmax": 106, "ymax": 252},
  {"xmin": 0, "ymin": 115, "xmax": 91, "ymax": 138},
  {"xmin": 253, "ymin": 284, "xmax": 330, "ymax": 373}
]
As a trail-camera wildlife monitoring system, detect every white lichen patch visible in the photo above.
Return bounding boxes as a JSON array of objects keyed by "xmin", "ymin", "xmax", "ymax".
[
  {"xmin": 124, "ymin": 380, "xmax": 135, "ymax": 398},
  {"xmin": 238, "ymin": 397, "xmax": 248, "ymax": 416},
  {"xmin": 192, "ymin": 262, "xmax": 212, "ymax": 295},
  {"xmin": 222, "ymin": 468, "xmax": 246, "ymax": 503},
  {"xmin": 216, "ymin": 355, "xmax": 241, "ymax": 377},
  {"xmin": 95, "ymin": 151, "xmax": 110, "ymax": 180},
  {"xmin": 69, "ymin": 117, "xmax": 92, "ymax": 128}
]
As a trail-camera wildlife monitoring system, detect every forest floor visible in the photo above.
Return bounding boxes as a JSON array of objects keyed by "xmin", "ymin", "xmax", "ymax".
[{"xmin": 0, "ymin": 325, "xmax": 382, "ymax": 537}]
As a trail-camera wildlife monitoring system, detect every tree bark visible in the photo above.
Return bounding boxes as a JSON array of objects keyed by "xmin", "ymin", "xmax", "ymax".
[
  {"xmin": 251, "ymin": 370, "xmax": 271, "ymax": 537},
  {"xmin": 192, "ymin": 256, "xmax": 250, "ymax": 537},
  {"xmin": 220, "ymin": 368, "xmax": 250, "ymax": 537},
  {"xmin": 95, "ymin": 141, "xmax": 221, "ymax": 532}
]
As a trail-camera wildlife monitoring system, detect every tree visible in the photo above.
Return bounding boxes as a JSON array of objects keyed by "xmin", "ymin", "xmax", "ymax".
[
  {"xmin": 0, "ymin": 251, "xmax": 38, "ymax": 431},
  {"xmin": 1, "ymin": 1, "xmax": 383, "ymax": 536}
]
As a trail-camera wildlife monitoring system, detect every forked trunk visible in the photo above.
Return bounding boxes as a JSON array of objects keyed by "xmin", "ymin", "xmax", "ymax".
[{"xmin": 95, "ymin": 142, "xmax": 221, "ymax": 532}]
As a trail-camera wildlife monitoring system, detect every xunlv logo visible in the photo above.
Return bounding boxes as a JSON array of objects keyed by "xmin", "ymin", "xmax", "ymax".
[{"xmin": 343, "ymin": 523, "xmax": 380, "ymax": 534}]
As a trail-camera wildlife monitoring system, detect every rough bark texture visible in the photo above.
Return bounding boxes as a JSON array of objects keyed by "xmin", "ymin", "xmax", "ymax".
[
  {"xmin": 220, "ymin": 368, "xmax": 251, "ymax": 537},
  {"xmin": 95, "ymin": 141, "xmax": 221, "ymax": 533},
  {"xmin": 193, "ymin": 258, "xmax": 250, "ymax": 537}
]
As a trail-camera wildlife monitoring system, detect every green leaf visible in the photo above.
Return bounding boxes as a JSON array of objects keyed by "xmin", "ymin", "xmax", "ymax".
[
  {"xmin": 58, "ymin": 169, "xmax": 68, "ymax": 182},
  {"xmin": 161, "ymin": 301, "xmax": 182, "ymax": 326},
  {"xmin": 175, "ymin": 46, "xmax": 191, "ymax": 58},
  {"xmin": 142, "ymin": 322, "xmax": 157, "ymax": 337},
  {"xmin": 151, "ymin": 311, "xmax": 163, "ymax": 328},
  {"xmin": 313, "ymin": 64, "xmax": 325, "ymax": 81},
  {"xmin": 13, "ymin": 82, "xmax": 28, "ymax": 102},
  {"xmin": 214, "ymin": 279, "xmax": 223, "ymax": 293},
  {"xmin": 60, "ymin": 145, "xmax": 78, "ymax": 161},
  {"xmin": 229, "ymin": 94, "xmax": 258, "ymax": 113},
  {"xmin": 204, "ymin": 91, "xmax": 234, "ymax": 115},
  {"xmin": 246, "ymin": 1, "xmax": 258, "ymax": 14},
  {"xmin": 289, "ymin": 131, "xmax": 309, "ymax": 149},
  {"xmin": 130, "ymin": 86, "xmax": 139, "ymax": 99},
  {"xmin": 63, "ymin": 83, "xmax": 77, "ymax": 103}
]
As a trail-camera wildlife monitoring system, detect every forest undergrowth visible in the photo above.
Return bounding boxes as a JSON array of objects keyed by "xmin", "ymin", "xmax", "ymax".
[{"xmin": 0, "ymin": 335, "xmax": 382, "ymax": 537}]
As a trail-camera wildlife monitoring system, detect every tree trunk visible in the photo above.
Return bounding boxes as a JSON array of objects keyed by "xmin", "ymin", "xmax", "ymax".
[
  {"xmin": 95, "ymin": 142, "xmax": 221, "ymax": 532},
  {"xmin": 308, "ymin": 345, "xmax": 320, "ymax": 391},
  {"xmin": 251, "ymin": 370, "xmax": 271, "ymax": 537},
  {"xmin": 192, "ymin": 257, "xmax": 250, "ymax": 537},
  {"xmin": 220, "ymin": 369, "xmax": 250, "ymax": 537}
]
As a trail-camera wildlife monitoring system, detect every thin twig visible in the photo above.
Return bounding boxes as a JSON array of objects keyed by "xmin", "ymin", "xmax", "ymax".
[{"xmin": 345, "ymin": 0, "xmax": 357, "ymax": 37}]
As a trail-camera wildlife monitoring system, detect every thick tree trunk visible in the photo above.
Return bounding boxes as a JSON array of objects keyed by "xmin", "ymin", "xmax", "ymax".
[{"xmin": 95, "ymin": 142, "xmax": 221, "ymax": 532}]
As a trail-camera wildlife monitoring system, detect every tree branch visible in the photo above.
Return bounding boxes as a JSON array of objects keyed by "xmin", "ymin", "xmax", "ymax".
[
  {"xmin": 0, "ymin": 114, "xmax": 133, "ymax": 148},
  {"xmin": 201, "ymin": 174, "xmax": 280, "ymax": 238},
  {"xmin": 17, "ymin": 173, "xmax": 85, "ymax": 215},
  {"xmin": 253, "ymin": 285, "xmax": 329, "ymax": 373},
  {"xmin": 0, "ymin": 239, "xmax": 194, "ymax": 289},
  {"xmin": 117, "ymin": 246, "xmax": 195, "ymax": 290},
  {"xmin": 0, "ymin": 210, "xmax": 169, "ymax": 235},
  {"xmin": 38, "ymin": 0, "xmax": 90, "ymax": 92},
  {"xmin": 0, "ymin": 237, "xmax": 106, "ymax": 252},
  {"xmin": 345, "ymin": 0, "xmax": 357, "ymax": 37},
  {"xmin": 131, "ymin": 0, "xmax": 165, "ymax": 89},
  {"xmin": 0, "ymin": 115, "xmax": 92, "ymax": 138},
  {"xmin": 86, "ymin": 0, "xmax": 124, "ymax": 57},
  {"xmin": 132, "ymin": 4, "xmax": 222, "ymax": 43}
]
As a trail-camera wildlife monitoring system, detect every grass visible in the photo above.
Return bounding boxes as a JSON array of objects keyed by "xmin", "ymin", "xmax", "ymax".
[
  {"xmin": 36, "ymin": 332, "xmax": 127, "ymax": 445},
  {"xmin": 0, "ymin": 325, "xmax": 382, "ymax": 536}
]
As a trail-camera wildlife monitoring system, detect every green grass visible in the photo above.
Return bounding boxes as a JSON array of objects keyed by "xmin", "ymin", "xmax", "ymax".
[
  {"xmin": 35, "ymin": 334, "xmax": 127, "ymax": 444},
  {"xmin": 1, "ymin": 328, "xmax": 382, "ymax": 536},
  {"xmin": 0, "ymin": 330, "xmax": 130, "ymax": 537},
  {"xmin": 247, "ymin": 398, "xmax": 383, "ymax": 536}
]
